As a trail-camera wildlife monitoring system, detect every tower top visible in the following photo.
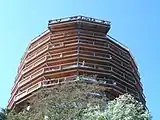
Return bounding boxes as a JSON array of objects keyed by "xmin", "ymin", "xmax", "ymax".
[
  {"xmin": 48, "ymin": 15, "xmax": 111, "ymax": 34},
  {"xmin": 48, "ymin": 15, "xmax": 111, "ymax": 25}
]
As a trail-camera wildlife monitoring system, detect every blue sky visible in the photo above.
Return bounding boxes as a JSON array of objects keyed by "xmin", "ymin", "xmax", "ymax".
[{"xmin": 0, "ymin": 0, "xmax": 159, "ymax": 119}]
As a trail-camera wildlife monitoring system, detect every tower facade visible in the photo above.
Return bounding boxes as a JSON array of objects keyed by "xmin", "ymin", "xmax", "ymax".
[{"xmin": 8, "ymin": 16, "xmax": 145, "ymax": 110}]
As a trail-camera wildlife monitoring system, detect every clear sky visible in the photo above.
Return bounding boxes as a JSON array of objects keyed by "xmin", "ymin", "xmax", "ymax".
[{"xmin": 0, "ymin": 0, "xmax": 159, "ymax": 119}]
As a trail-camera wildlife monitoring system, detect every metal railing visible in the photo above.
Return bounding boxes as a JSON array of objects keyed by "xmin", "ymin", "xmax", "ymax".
[{"xmin": 48, "ymin": 15, "xmax": 111, "ymax": 25}]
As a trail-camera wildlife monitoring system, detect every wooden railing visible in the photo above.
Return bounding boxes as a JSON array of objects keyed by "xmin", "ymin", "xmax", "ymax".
[
  {"xmin": 79, "ymin": 62, "xmax": 112, "ymax": 72},
  {"xmin": 49, "ymin": 41, "xmax": 78, "ymax": 50},
  {"xmin": 18, "ymin": 76, "xmax": 31, "ymax": 87},
  {"xmin": 29, "ymin": 30, "xmax": 49, "ymax": 49},
  {"xmin": 42, "ymin": 75, "xmax": 77, "ymax": 87},
  {"xmin": 15, "ymin": 82, "xmax": 41, "ymax": 101},
  {"xmin": 8, "ymin": 95, "xmax": 15, "ymax": 109},
  {"xmin": 15, "ymin": 75, "xmax": 78, "ymax": 102},
  {"xmin": 25, "ymin": 45, "xmax": 49, "ymax": 63},
  {"xmin": 22, "ymin": 56, "xmax": 47, "ymax": 74},
  {"xmin": 61, "ymin": 63, "xmax": 78, "ymax": 70},
  {"xmin": 18, "ymin": 69, "xmax": 44, "ymax": 87},
  {"xmin": 44, "ymin": 65, "xmax": 60, "ymax": 73},
  {"xmin": 79, "ymin": 39, "xmax": 109, "ymax": 49},
  {"xmin": 29, "ymin": 37, "xmax": 50, "ymax": 53},
  {"xmin": 18, "ymin": 63, "xmax": 79, "ymax": 87}
]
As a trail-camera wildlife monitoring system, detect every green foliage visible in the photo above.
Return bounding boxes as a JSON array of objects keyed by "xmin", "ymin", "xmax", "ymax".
[
  {"xmin": 7, "ymin": 82, "xmax": 106, "ymax": 120},
  {"xmin": 106, "ymin": 94, "xmax": 150, "ymax": 120},
  {"xmin": 0, "ymin": 108, "xmax": 6, "ymax": 120},
  {"xmin": 83, "ymin": 94, "xmax": 151, "ymax": 120},
  {"xmin": 6, "ymin": 82, "xmax": 151, "ymax": 120},
  {"xmin": 0, "ymin": 108, "xmax": 10, "ymax": 120}
]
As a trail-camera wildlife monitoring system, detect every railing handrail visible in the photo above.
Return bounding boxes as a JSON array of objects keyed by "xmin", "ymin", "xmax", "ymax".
[
  {"xmin": 48, "ymin": 15, "xmax": 111, "ymax": 25},
  {"xmin": 107, "ymin": 35, "xmax": 139, "ymax": 71},
  {"xmin": 30, "ymin": 30, "xmax": 50, "ymax": 44},
  {"xmin": 43, "ymin": 75, "xmax": 77, "ymax": 83},
  {"xmin": 107, "ymin": 35, "xmax": 129, "ymax": 51}
]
